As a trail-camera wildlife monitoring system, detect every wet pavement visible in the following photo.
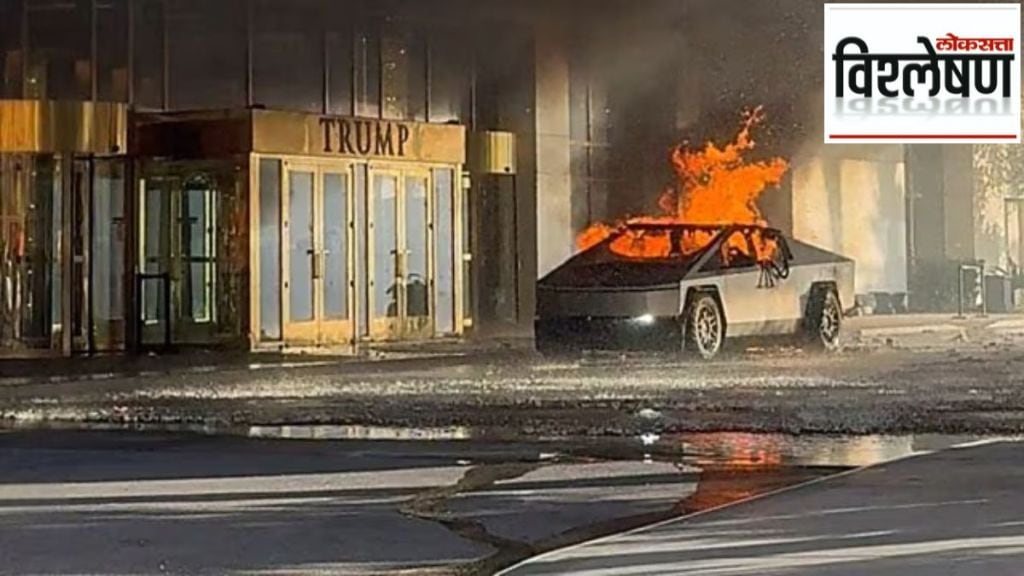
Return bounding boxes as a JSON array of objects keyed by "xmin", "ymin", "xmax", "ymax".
[
  {"xmin": 501, "ymin": 438, "xmax": 1024, "ymax": 576},
  {"xmin": 1, "ymin": 322, "xmax": 1022, "ymax": 573},
  {"xmin": 4, "ymin": 341, "xmax": 1024, "ymax": 438},
  {"xmin": 0, "ymin": 428, "xmax": 999, "ymax": 575}
]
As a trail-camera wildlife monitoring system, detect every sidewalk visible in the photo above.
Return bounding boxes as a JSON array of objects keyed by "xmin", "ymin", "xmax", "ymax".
[
  {"xmin": 845, "ymin": 313, "xmax": 1024, "ymax": 347},
  {"xmin": 0, "ymin": 314, "xmax": 1020, "ymax": 387},
  {"xmin": 502, "ymin": 439, "xmax": 1024, "ymax": 575},
  {"xmin": 0, "ymin": 336, "xmax": 532, "ymax": 387}
]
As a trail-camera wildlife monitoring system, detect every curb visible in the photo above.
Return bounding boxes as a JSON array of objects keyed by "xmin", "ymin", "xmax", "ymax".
[
  {"xmin": 0, "ymin": 346, "xmax": 534, "ymax": 389},
  {"xmin": 0, "ymin": 359, "xmax": 343, "ymax": 388},
  {"xmin": 854, "ymin": 324, "xmax": 966, "ymax": 339}
]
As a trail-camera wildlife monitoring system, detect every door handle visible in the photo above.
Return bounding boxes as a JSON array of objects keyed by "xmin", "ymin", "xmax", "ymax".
[{"xmin": 315, "ymin": 251, "xmax": 325, "ymax": 279}]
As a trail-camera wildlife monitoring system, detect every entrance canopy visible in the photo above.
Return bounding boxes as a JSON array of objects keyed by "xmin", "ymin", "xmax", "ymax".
[{"xmin": 134, "ymin": 108, "xmax": 466, "ymax": 165}]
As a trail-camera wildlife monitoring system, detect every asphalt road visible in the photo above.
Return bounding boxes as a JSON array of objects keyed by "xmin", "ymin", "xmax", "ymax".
[
  {"xmin": 0, "ymin": 431, "xmax": 491, "ymax": 575},
  {"xmin": 502, "ymin": 439, "xmax": 1024, "ymax": 576},
  {"xmin": 0, "ymin": 431, "xmax": 713, "ymax": 576}
]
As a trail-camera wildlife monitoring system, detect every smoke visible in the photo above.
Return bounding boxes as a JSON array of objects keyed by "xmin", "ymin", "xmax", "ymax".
[
  {"xmin": 545, "ymin": 0, "xmax": 828, "ymax": 220},
  {"xmin": 676, "ymin": 0, "xmax": 824, "ymax": 157}
]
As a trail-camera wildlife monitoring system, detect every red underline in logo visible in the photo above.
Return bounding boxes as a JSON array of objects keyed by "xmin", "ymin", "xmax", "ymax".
[{"xmin": 829, "ymin": 134, "xmax": 1018, "ymax": 140}]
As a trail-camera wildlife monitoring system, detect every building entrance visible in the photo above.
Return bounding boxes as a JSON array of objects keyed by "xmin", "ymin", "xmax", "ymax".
[
  {"xmin": 281, "ymin": 161, "xmax": 355, "ymax": 346},
  {"xmin": 137, "ymin": 161, "xmax": 248, "ymax": 348},
  {"xmin": 133, "ymin": 108, "xmax": 468, "ymax": 351},
  {"xmin": 272, "ymin": 160, "xmax": 460, "ymax": 347}
]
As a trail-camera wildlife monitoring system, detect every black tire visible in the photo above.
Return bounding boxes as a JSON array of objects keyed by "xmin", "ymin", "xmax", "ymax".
[
  {"xmin": 805, "ymin": 287, "xmax": 842, "ymax": 352},
  {"xmin": 685, "ymin": 293, "xmax": 725, "ymax": 360}
]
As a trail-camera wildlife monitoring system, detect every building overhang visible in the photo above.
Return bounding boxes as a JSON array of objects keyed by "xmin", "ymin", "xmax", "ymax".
[{"xmin": 134, "ymin": 108, "xmax": 466, "ymax": 165}]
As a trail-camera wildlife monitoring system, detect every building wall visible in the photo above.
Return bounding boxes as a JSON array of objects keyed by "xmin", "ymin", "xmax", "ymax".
[
  {"xmin": 2, "ymin": 0, "xmax": 482, "ymax": 122},
  {"xmin": 1, "ymin": 0, "xmax": 550, "ymax": 335},
  {"xmin": 792, "ymin": 147, "xmax": 907, "ymax": 295}
]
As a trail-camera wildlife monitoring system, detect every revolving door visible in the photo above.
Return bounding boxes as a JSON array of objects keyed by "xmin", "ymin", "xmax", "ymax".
[{"xmin": 0, "ymin": 154, "xmax": 128, "ymax": 354}]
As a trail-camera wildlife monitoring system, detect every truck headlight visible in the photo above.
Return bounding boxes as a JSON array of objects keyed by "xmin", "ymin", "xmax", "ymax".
[{"xmin": 633, "ymin": 314, "xmax": 655, "ymax": 326}]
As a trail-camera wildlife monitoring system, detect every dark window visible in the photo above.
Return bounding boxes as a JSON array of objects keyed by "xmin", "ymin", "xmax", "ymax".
[
  {"xmin": 166, "ymin": 0, "xmax": 246, "ymax": 110},
  {"xmin": 354, "ymin": 28, "xmax": 379, "ymax": 118},
  {"xmin": 325, "ymin": 26, "xmax": 353, "ymax": 116},
  {"xmin": 0, "ymin": 0, "xmax": 23, "ymax": 98},
  {"xmin": 407, "ymin": 32, "xmax": 426, "ymax": 121},
  {"xmin": 380, "ymin": 28, "xmax": 425, "ymax": 121},
  {"xmin": 569, "ymin": 40, "xmax": 615, "ymax": 229},
  {"xmin": 428, "ymin": 30, "xmax": 470, "ymax": 124},
  {"xmin": 132, "ymin": 0, "xmax": 165, "ymax": 109},
  {"xmin": 96, "ymin": 0, "xmax": 129, "ymax": 102},
  {"xmin": 702, "ymin": 231, "xmax": 758, "ymax": 271},
  {"xmin": 252, "ymin": 0, "xmax": 323, "ymax": 113},
  {"xmin": 26, "ymin": 0, "xmax": 92, "ymax": 100}
]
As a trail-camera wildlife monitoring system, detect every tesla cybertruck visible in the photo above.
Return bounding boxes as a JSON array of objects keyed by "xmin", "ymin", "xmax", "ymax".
[{"xmin": 535, "ymin": 223, "xmax": 855, "ymax": 359}]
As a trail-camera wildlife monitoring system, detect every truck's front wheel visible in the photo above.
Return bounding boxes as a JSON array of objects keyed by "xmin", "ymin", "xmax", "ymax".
[{"xmin": 686, "ymin": 293, "xmax": 724, "ymax": 360}]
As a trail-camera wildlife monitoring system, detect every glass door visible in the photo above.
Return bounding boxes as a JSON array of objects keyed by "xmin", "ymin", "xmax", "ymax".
[
  {"xmin": 68, "ymin": 159, "xmax": 91, "ymax": 352},
  {"xmin": 403, "ymin": 170, "xmax": 432, "ymax": 338},
  {"xmin": 90, "ymin": 159, "xmax": 127, "ymax": 351},
  {"xmin": 177, "ymin": 179, "xmax": 217, "ymax": 334},
  {"xmin": 320, "ymin": 168, "xmax": 354, "ymax": 345},
  {"xmin": 367, "ymin": 166, "xmax": 435, "ymax": 341},
  {"xmin": 283, "ymin": 164, "xmax": 318, "ymax": 344},
  {"xmin": 282, "ymin": 161, "xmax": 354, "ymax": 346},
  {"xmin": 368, "ymin": 169, "xmax": 402, "ymax": 340},
  {"xmin": 139, "ymin": 173, "xmax": 219, "ymax": 346}
]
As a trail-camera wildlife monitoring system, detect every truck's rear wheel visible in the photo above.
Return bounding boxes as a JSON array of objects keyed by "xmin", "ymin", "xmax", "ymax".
[
  {"xmin": 686, "ymin": 293, "xmax": 724, "ymax": 360},
  {"xmin": 806, "ymin": 287, "xmax": 842, "ymax": 352}
]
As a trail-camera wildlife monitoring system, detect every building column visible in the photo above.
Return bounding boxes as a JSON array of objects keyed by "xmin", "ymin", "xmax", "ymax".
[
  {"xmin": 905, "ymin": 144, "xmax": 977, "ymax": 311},
  {"xmin": 533, "ymin": 25, "xmax": 573, "ymax": 279}
]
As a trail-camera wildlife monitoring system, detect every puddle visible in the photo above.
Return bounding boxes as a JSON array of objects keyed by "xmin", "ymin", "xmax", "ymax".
[
  {"xmin": 239, "ymin": 425, "xmax": 1004, "ymax": 471},
  {"xmin": 668, "ymin": 432, "xmax": 997, "ymax": 469},
  {"xmin": 4, "ymin": 418, "xmax": 1005, "ymax": 473}
]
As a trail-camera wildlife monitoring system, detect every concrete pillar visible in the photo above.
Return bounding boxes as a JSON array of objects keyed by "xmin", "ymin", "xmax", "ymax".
[
  {"xmin": 905, "ymin": 144, "xmax": 979, "ymax": 311},
  {"xmin": 942, "ymin": 145, "xmax": 976, "ymax": 261},
  {"xmin": 533, "ymin": 26, "xmax": 573, "ymax": 279}
]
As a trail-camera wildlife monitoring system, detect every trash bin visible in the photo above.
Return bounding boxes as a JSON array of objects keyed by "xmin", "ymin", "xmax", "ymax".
[{"xmin": 985, "ymin": 274, "xmax": 1013, "ymax": 313}]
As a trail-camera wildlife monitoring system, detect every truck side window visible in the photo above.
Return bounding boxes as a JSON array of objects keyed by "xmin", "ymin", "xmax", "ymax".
[{"xmin": 702, "ymin": 230, "xmax": 757, "ymax": 271}]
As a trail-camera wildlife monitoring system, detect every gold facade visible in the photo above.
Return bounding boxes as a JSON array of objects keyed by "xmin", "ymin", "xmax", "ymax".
[{"xmin": 0, "ymin": 100, "xmax": 128, "ymax": 155}]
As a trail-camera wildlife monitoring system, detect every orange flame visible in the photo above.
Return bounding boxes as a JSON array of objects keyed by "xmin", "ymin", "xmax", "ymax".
[{"xmin": 576, "ymin": 108, "xmax": 789, "ymax": 261}]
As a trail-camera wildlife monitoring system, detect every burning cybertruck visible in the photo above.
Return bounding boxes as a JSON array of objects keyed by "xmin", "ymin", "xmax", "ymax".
[{"xmin": 535, "ymin": 222, "xmax": 855, "ymax": 359}]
